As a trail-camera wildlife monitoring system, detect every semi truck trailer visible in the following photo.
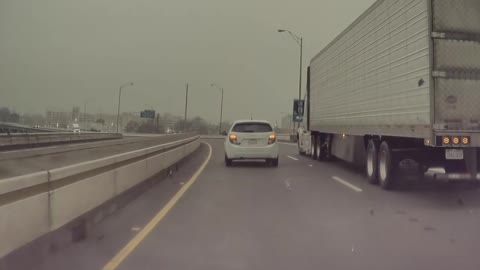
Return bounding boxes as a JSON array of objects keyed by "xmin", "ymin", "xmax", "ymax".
[{"xmin": 298, "ymin": 0, "xmax": 480, "ymax": 189}]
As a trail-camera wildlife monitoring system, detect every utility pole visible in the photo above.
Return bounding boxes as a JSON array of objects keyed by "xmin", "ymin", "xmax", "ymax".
[
  {"xmin": 219, "ymin": 88, "xmax": 224, "ymax": 134},
  {"xmin": 83, "ymin": 102, "xmax": 87, "ymax": 123},
  {"xmin": 184, "ymin": 83, "xmax": 189, "ymax": 133},
  {"xmin": 210, "ymin": 83, "xmax": 224, "ymax": 135}
]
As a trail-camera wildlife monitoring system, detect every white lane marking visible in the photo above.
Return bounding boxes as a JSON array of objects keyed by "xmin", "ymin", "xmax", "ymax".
[
  {"xmin": 102, "ymin": 142, "xmax": 213, "ymax": 270},
  {"xmin": 332, "ymin": 176, "xmax": 363, "ymax": 193},
  {"xmin": 287, "ymin": 156, "xmax": 299, "ymax": 161},
  {"xmin": 1, "ymin": 146, "xmax": 58, "ymax": 154},
  {"xmin": 308, "ymin": 164, "xmax": 313, "ymax": 167},
  {"xmin": 284, "ymin": 179, "xmax": 292, "ymax": 190}
]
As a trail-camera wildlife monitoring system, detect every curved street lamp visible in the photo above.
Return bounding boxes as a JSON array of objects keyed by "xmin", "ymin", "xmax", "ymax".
[{"xmin": 278, "ymin": 29, "xmax": 303, "ymax": 133}]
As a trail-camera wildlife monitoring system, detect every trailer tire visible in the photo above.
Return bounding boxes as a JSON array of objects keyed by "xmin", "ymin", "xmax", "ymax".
[
  {"xmin": 366, "ymin": 140, "xmax": 379, "ymax": 184},
  {"xmin": 316, "ymin": 136, "xmax": 324, "ymax": 161},
  {"xmin": 311, "ymin": 136, "xmax": 317, "ymax": 160},
  {"xmin": 379, "ymin": 141, "xmax": 395, "ymax": 190}
]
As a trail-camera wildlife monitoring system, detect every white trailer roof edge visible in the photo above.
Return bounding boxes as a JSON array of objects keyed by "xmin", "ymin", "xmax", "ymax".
[{"xmin": 311, "ymin": 0, "xmax": 388, "ymax": 63}]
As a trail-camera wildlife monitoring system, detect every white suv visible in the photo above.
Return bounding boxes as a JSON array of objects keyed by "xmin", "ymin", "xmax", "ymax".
[{"xmin": 224, "ymin": 120, "xmax": 279, "ymax": 167}]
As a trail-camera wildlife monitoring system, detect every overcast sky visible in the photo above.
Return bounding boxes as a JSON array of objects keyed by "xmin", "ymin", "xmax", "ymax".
[{"xmin": 0, "ymin": 0, "xmax": 375, "ymax": 124}]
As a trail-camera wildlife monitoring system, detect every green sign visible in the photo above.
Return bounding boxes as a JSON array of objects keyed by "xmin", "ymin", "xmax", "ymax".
[{"xmin": 141, "ymin": 110, "xmax": 156, "ymax": 119}]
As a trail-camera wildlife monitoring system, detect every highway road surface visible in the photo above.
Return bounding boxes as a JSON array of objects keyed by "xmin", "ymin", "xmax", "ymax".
[
  {"xmin": 35, "ymin": 139, "xmax": 480, "ymax": 270},
  {"xmin": 0, "ymin": 134, "xmax": 193, "ymax": 179}
]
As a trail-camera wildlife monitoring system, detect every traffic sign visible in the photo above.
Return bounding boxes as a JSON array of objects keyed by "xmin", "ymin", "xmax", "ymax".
[
  {"xmin": 293, "ymin": 99, "xmax": 304, "ymax": 122},
  {"xmin": 140, "ymin": 110, "xmax": 156, "ymax": 119}
]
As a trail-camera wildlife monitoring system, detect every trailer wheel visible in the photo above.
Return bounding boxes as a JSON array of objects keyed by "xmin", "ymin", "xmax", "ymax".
[
  {"xmin": 311, "ymin": 136, "xmax": 317, "ymax": 160},
  {"xmin": 379, "ymin": 141, "xmax": 394, "ymax": 190},
  {"xmin": 366, "ymin": 140, "xmax": 379, "ymax": 184},
  {"xmin": 316, "ymin": 136, "xmax": 324, "ymax": 161}
]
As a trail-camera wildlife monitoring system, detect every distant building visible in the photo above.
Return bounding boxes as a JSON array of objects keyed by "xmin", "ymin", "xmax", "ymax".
[
  {"xmin": 79, "ymin": 113, "xmax": 95, "ymax": 124},
  {"xmin": 72, "ymin": 106, "xmax": 80, "ymax": 122},
  {"xmin": 46, "ymin": 107, "xmax": 97, "ymax": 129},
  {"xmin": 46, "ymin": 110, "xmax": 71, "ymax": 128}
]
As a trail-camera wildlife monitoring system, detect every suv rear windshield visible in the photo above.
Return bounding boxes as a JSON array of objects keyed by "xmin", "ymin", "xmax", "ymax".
[{"xmin": 232, "ymin": 123, "xmax": 273, "ymax": 133}]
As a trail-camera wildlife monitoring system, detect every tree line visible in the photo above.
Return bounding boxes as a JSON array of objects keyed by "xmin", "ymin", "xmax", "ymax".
[
  {"xmin": 125, "ymin": 116, "xmax": 232, "ymax": 135},
  {"xmin": 0, "ymin": 107, "xmax": 20, "ymax": 123}
]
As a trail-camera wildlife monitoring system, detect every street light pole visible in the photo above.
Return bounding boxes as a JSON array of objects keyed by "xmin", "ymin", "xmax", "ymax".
[
  {"xmin": 116, "ymin": 82, "xmax": 134, "ymax": 133},
  {"xmin": 278, "ymin": 29, "xmax": 303, "ymax": 133},
  {"xmin": 299, "ymin": 37, "xmax": 303, "ymax": 103},
  {"xmin": 220, "ymin": 88, "xmax": 224, "ymax": 134},
  {"xmin": 83, "ymin": 100, "xmax": 91, "ymax": 124},
  {"xmin": 184, "ymin": 83, "xmax": 189, "ymax": 132},
  {"xmin": 211, "ymin": 83, "xmax": 224, "ymax": 134}
]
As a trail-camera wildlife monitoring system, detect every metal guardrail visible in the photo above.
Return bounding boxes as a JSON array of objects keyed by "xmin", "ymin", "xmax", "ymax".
[
  {"xmin": 0, "ymin": 136, "xmax": 200, "ymax": 259},
  {"xmin": 0, "ymin": 122, "xmax": 61, "ymax": 133},
  {"xmin": 0, "ymin": 132, "xmax": 122, "ymax": 149}
]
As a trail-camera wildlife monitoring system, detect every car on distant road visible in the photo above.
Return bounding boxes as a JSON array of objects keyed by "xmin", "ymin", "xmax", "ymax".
[
  {"xmin": 72, "ymin": 123, "xmax": 81, "ymax": 134},
  {"xmin": 224, "ymin": 120, "xmax": 279, "ymax": 167}
]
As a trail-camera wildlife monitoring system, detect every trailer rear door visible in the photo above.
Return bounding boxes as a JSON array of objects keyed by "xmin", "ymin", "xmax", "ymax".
[{"xmin": 432, "ymin": 0, "xmax": 480, "ymax": 131}]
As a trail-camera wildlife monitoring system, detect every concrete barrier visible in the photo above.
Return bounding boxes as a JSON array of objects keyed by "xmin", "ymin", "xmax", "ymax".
[
  {"xmin": 0, "ymin": 132, "xmax": 122, "ymax": 149},
  {"xmin": 200, "ymin": 135, "xmax": 225, "ymax": 140},
  {"xmin": 0, "ymin": 136, "xmax": 200, "ymax": 259},
  {"xmin": 0, "ymin": 134, "xmax": 192, "ymax": 162},
  {"xmin": 277, "ymin": 134, "xmax": 297, "ymax": 143},
  {"xmin": 0, "ymin": 194, "xmax": 50, "ymax": 259}
]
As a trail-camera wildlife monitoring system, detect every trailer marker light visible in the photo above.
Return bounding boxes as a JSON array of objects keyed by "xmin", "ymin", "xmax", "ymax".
[
  {"xmin": 443, "ymin": 136, "xmax": 450, "ymax": 145},
  {"xmin": 462, "ymin": 137, "xmax": 470, "ymax": 145},
  {"xmin": 453, "ymin": 137, "xmax": 460, "ymax": 145}
]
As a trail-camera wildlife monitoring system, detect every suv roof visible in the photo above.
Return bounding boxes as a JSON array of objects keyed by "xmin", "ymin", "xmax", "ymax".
[{"xmin": 232, "ymin": 120, "xmax": 271, "ymax": 125}]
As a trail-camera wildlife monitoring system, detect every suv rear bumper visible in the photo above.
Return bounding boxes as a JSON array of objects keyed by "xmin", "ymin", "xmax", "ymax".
[{"xmin": 225, "ymin": 143, "xmax": 279, "ymax": 159}]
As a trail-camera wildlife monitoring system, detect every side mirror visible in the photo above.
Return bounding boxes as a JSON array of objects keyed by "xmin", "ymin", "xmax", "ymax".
[{"xmin": 220, "ymin": 131, "xmax": 227, "ymax": 136}]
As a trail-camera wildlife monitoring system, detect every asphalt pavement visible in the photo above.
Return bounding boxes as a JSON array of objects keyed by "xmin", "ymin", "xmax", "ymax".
[
  {"xmin": 35, "ymin": 139, "xmax": 480, "ymax": 270},
  {"xmin": 0, "ymin": 134, "xmax": 193, "ymax": 179}
]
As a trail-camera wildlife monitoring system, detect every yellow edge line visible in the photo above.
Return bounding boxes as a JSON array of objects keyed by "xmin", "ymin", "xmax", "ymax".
[{"xmin": 102, "ymin": 142, "xmax": 213, "ymax": 270}]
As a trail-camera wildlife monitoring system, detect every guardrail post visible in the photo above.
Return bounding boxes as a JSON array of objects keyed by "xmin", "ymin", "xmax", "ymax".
[{"xmin": 47, "ymin": 170, "xmax": 53, "ymax": 231}]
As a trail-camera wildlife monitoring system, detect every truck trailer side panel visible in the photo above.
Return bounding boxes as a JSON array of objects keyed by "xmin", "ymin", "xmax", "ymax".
[
  {"xmin": 303, "ymin": 0, "xmax": 480, "ymax": 187},
  {"xmin": 310, "ymin": 0, "xmax": 432, "ymax": 138}
]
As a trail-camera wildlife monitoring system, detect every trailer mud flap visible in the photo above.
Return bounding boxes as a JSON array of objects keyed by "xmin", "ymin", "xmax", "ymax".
[{"xmin": 465, "ymin": 148, "xmax": 479, "ymax": 179}]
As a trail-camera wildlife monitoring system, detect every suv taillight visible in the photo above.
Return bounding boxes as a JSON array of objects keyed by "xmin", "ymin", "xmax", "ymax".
[
  {"xmin": 268, "ymin": 134, "xmax": 276, "ymax": 145},
  {"xmin": 229, "ymin": 134, "xmax": 238, "ymax": 144}
]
